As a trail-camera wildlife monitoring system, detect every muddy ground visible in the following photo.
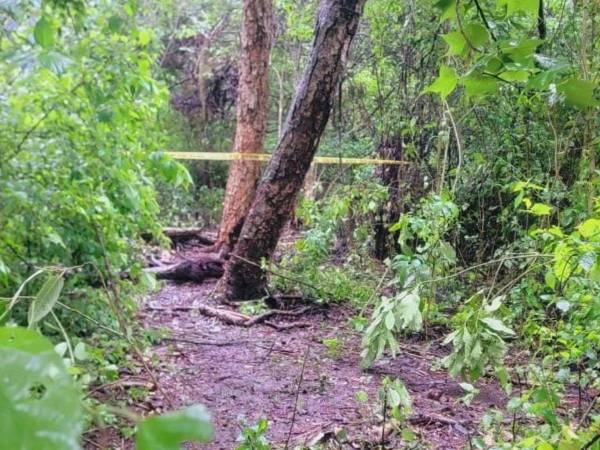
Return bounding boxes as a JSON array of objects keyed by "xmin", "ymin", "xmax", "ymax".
[{"xmin": 127, "ymin": 278, "xmax": 506, "ymax": 449}]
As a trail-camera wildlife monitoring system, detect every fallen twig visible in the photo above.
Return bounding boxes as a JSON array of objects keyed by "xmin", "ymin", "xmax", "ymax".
[
  {"xmin": 245, "ymin": 306, "xmax": 312, "ymax": 326},
  {"xmin": 409, "ymin": 412, "xmax": 467, "ymax": 427},
  {"xmin": 285, "ymin": 345, "xmax": 311, "ymax": 449},
  {"xmin": 86, "ymin": 377, "xmax": 155, "ymax": 398},
  {"xmin": 162, "ymin": 336, "xmax": 247, "ymax": 347},
  {"xmin": 577, "ymin": 394, "xmax": 599, "ymax": 431},
  {"xmin": 148, "ymin": 303, "xmax": 314, "ymax": 330},
  {"xmin": 264, "ymin": 320, "xmax": 312, "ymax": 331}
]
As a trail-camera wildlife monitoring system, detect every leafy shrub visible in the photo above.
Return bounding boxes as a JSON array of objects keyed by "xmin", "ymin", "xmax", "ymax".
[
  {"xmin": 0, "ymin": 0, "xmax": 190, "ymax": 296},
  {"xmin": 0, "ymin": 326, "xmax": 213, "ymax": 450},
  {"xmin": 442, "ymin": 291, "xmax": 514, "ymax": 382}
]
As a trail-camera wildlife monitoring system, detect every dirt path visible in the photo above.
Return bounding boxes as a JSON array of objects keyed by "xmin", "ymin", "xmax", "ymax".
[{"xmin": 138, "ymin": 279, "xmax": 507, "ymax": 449}]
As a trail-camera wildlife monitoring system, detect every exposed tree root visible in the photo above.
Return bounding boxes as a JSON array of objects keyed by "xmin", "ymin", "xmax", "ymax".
[{"xmin": 146, "ymin": 254, "xmax": 224, "ymax": 282}]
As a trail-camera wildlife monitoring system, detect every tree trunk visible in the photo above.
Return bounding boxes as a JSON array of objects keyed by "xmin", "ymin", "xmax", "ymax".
[
  {"xmin": 216, "ymin": 0, "xmax": 273, "ymax": 248},
  {"xmin": 220, "ymin": 0, "xmax": 367, "ymax": 300},
  {"xmin": 372, "ymin": 138, "xmax": 422, "ymax": 260}
]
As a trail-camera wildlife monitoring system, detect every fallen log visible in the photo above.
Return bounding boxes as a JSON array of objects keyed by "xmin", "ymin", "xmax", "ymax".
[
  {"xmin": 146, "ymin": 254, "xmax": 224, "ymax": 282},
  {"xmin": 141, "ymin": 228, "xmax": 216, "ymax": 246}
]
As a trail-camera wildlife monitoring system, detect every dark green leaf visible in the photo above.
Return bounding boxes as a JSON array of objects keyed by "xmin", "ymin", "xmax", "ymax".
[
  {"xmin": 34, "ymin": 16, "xmax": 56, "ymax": 49},
  {"xmin": 557, "ymin": 78, "xmax": 599, "ymax": 108},
  {"xmin": 28, "ymin": 274, "xmax": 64, "ymax": 327},
  {"xmin": 136, "ymin": 405, "xmax": 213, "ymax": 450}
]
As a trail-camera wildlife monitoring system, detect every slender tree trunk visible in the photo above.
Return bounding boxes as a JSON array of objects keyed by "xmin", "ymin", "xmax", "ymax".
[
  {"xmin": 216, "ymin": 0, "xmax": 273, "ymax": 248},
  {"xmin": 579, "ymin": 0, "xmax": 598, "ymax": 214},
  {"xmin": 219, "ymin": 0, "xmax": 367, "ymax": 300}
]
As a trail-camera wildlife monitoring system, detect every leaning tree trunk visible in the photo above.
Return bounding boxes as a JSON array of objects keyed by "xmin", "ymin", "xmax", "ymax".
[
  {"xmin": 216, "ymin": 0, "xmax": 273, "ymax": 248},
  {"xmin": 220, "ymin": 0, "xmax": 367, "ymax": 300}
]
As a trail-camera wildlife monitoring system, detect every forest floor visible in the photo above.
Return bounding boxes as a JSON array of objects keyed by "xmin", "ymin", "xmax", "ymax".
[
  {"xmin": 89, "ymin": 241, "xmax": 508, "ymax": 449},
  {"xmin": 126, "ymin": 245, "xmax": 507, "ymax": 449}
]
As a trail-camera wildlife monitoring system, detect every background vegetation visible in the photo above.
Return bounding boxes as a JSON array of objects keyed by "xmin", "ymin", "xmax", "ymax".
[{"xmin": 1, "ymin": 0, "xmax": 599, "ymax": 448}]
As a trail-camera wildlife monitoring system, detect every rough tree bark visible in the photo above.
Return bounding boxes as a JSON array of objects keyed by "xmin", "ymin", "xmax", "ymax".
[
  {"xmin": 372, "ymin": 138, "xmax": 422, "ymax": 260},
  {"xmin": 216, "ymin": 0, "xmax": 273, "ymax": 249},
  {"xmin": 219, "ymin": 0, "xmax": 367, "ymax": 300}
]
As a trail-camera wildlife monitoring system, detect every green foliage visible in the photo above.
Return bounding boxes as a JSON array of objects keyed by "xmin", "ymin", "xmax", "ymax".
[
  {"xmin": 1, "ymin": 326, "xmax": 214, "ymax": 450},
  {"xmin": 136, "ymin": 405, "xmax": 214, "ymax": 450},
  {"xmin": 28, "ymin": 272, "xmax": 64, "ymax": 327},
  {"xmin": 0, "ymin": 327, "xmax": 82, "ymax": 450},
  {"xmin": 379, "ymin": 377, "xmax": 413, "ymax": 421},
  {"xmin": 378, "ymin": 377, "xmax": 416, "ymax": 443},
  {"xmin": 0, "ymin": 0, "xmax": 190, "ymax": 297},
  {"xmin": 362, "ymin": 195, "xmax": 459, "ymax": 367},
  {"xmin": 430, "ymin": 0, "xmax": 600, "ymax": 110},
  {"xmin": 361, "ymin": 288, "xmax": 422, "ymax": 367},
  {"xmin": 390, "ymin": 194, "xmax": 458, "ymax": 288},
  {"xmin": 236, "ymin": 418, "xmax": 271, "ymax": 450},
  {"xmin": 424, "ymin": 65, "xmax": 457, "ymax": 100},
  {"xmin": 442, "ymin": 291, "xmax": 514, "ymax": 382},
  {"xmin": 274, "ymin": 177, "xmax": 386, "ymax": 304}
]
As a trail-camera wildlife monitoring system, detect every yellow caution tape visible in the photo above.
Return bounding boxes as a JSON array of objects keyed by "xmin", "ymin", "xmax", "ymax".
[{"xmin": 167, "ymin": 151, "xmax": 409, "ymax": 165}]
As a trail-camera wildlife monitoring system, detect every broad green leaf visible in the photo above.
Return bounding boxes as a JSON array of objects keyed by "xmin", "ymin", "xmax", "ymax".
[
  {"xmin": 590, "ymin": 263, "xmax": 600, "ymax": 282},
  {"xmin": 388, "ymin": 386, "xmax": 401, "ymax": 407},
  {"xmin": 497, "ymin": 0, "xmax": 539, "ymax": 16},
  {"xmin": 545, "ymin": 271, "xmax": 557, "ymax": 290},
  {"xmin": 73, "ymin": 342, "xmax": 87, "ymax": 361},
  {"xmin": 461, "ymin": 74, "xmax": 497, "ymax": 97},
  {"xmin": 459, "ymin": 382, "xmax": 476, "ymax": 393},
  {"xmin": 136, "ymin": 405, "xmax": 213, "ymax": 450},
  {"xmin": 501, "ymin": 38, "xmax": 542, "ymax": 62},
  {"xmin": 527, "ymin": 70, "xmax": 556, "ymax": 90},
  {"xmin": 0, "ymin": 327, "xmax": 82, "ymax": 450},
  {"xmin": 424, "ymin": 65, "xmax": 457, "ymax": 100},
  {"xmin": 553, "ymin": 241, "xmax": 574, "ymax": 282},
  {"xmin": 557, "ymin": 78, "xmax": 600, "ymax": 108},
  {"xmin": 529, "ymin": 203, "xmax": 552, "ymax": 216},
  {"xmin": 442, "ymin": 31, "xmax": 466, "ymax": 55},
  {"xmin": 480, "ymin": 317, "xmax": 514, "ymax": 335},
  {"xmin": 140, "ymin": 272, "xmax": 158, "ymax": 291},
  {"xmin": 395, "ymin": 289, "xmax": 422, "ymax": 331},
  {"xmin": 499, "ymin": 70, "xmax": 530, "ymax": 83},
  {"xmin": 484, "ymin": 56, "xmax": 504, "ymax": 74},
  {"xmin": 34, "ymin": 16, "xmax": 55, "ymax": 49},
  {"xmin": 579, "ymin": 252, "xmax": 595, "ymax": 272},
  {"xmin": 465, "ymin": 23, "xmax": 489, "ymax": 49},
  {"xmin": 578, "ymin": 218, "xmax": 600, "ymax": 239},
  {"xmin": 435, "ymin": 0, "xmax": 457, "ymax": 20},
  {"xmin": 28, "ymin": 274, "xmax": 64, "ymax": 327}
]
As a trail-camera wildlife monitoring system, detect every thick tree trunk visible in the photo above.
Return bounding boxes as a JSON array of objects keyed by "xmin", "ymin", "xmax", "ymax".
[
  {"xmin": 216, "ymin": 0, "xmax": 273, "ymax": 248},
  {"xmin": 372, "ymin": 138, "xmax": 422, "ymax": 259},
  {"xmin": 220, "ymin": 0, "xmax": 367, "ymax": 300}
]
